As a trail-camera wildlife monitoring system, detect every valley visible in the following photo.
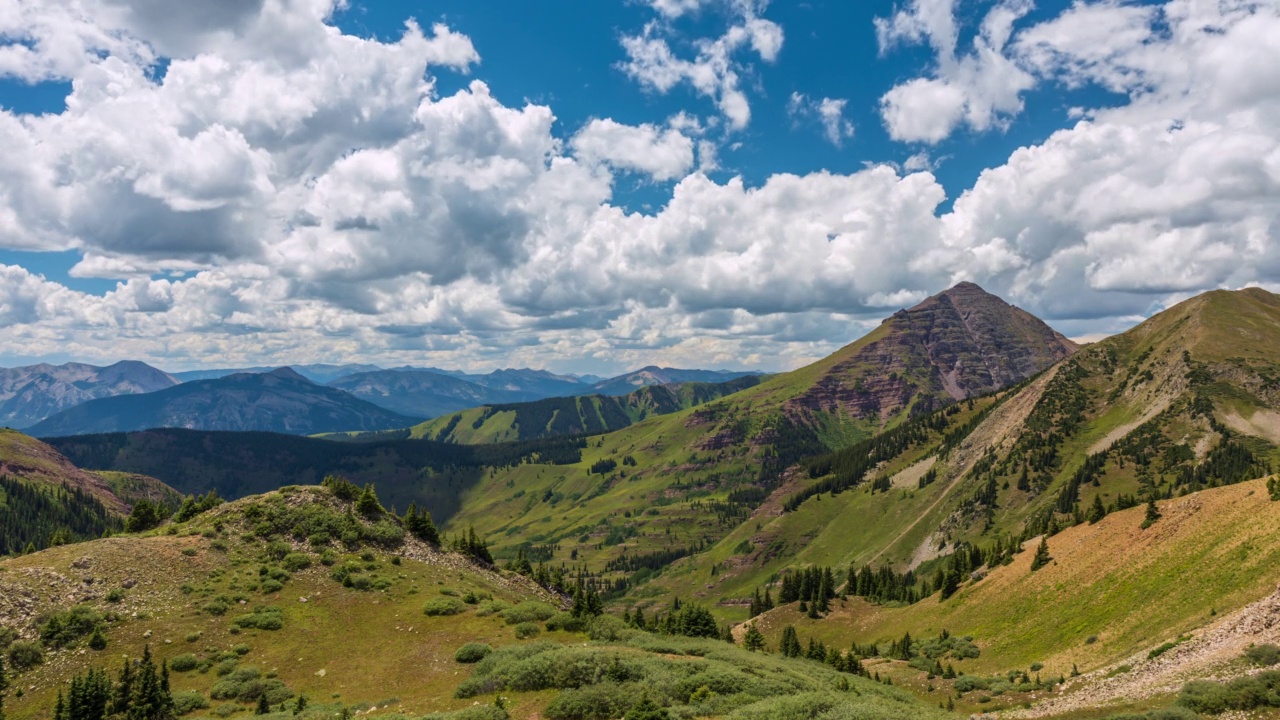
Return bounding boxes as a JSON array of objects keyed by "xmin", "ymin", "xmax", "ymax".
[{"xmin": 5, "ymin": 284, "xmax": 1280, "ymax": 719}]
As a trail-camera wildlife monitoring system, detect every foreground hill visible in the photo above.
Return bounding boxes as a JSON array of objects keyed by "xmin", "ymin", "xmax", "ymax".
[
  {"xmin": 0, "ymin": 428, "xmax": 176, "ymax": 554},
  {"xmin": 326, "ymin": 368, "xmax": 542, "ymax": 418},
  {"xmin": 0, "ymin": 484, "xmax": 950, "ymax": 720},
  {"xmin": 29, "ymin": 368, "xmax": 420, "ymax": 436},
  {"xmin": 410, "ymin": 375, "xmax": 764, "ymax": 444},
  {"xmin": 0, "ymin": 360, "xmax": 178, "ymax": 429}
]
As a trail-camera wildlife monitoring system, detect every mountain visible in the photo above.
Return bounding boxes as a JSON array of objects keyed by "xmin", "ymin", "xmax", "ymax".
[
  {"xmin": 411, "ymin": 375, "xmax": 765, "ymax": 444},
  {"xmin": 171, "ymin": 363, "xmax": 383, "ymax": 384},
  {"xmin": 326, "ymin": 368, "xmax": 541, "ymax": 418},
  {"xmin": 465, "ymin": 367, "xmax": 589, "ymax": 397},
  {"xmin": 587, "ymin": 366, "xmax": 762, "ymax": 396},
  {"xmin": 0, "ymin": 360, "xmax": 179, "ymax": 429},
  {"xmin": 28, "ymin": 368, "xmax": 420, "ymax": 436},
  {"xmin": 0, "ymin": 428, "xmax": 177, "ymax": 554}
]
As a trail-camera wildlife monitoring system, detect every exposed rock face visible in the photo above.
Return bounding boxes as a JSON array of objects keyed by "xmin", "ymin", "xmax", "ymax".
[
  {"xmin": 789, "ymin": 282, "xmax": 1078, "ymax": 422},
  {"xmin": 0, "ymin": 361, "xmax": 179, "ymax": 429}
]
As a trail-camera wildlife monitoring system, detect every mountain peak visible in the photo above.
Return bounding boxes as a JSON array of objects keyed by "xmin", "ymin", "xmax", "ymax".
[{"xmin": 267, "ymin": 366, "xmax": 311, "ymax": 382}]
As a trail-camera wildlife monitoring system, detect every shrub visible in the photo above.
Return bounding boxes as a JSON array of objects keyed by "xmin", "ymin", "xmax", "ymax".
[
  {"xmin": 260, "ymin": 579, "xmax": 284, "ymax": 594},
  {"xmin": 39, "ymin": 605, "xmax": 104, "ymax": 648},
  {"xmin": 1246, "ymin": 643, "xmax": 1280, "ymax": 667},
  {"xmin": 501, "ymin": 601, "xmax": 556, "ymax": 625},
  {"xmin": 184, "ymin": 632, "xmax": 201, "ymax": 643},
  {"xmin": 169, "ymin": 654, "xmax": 200, "ymax": 672},
  {"xmin": 546, "ymin": 613, "xmax": 586, "ymax": 633},
  {"xmin": 216, "ymin": 658, "xmax": 240, "ymax": 676},
  {"xmin": 233, "ymin": 606, "xmax": 284, "ymax": 631},
  {"xmin": 282, "ymin": 553, "xmax": 313, "ymax": 572},
  {"xmin": 462, "ymin": 590, "xmax": 492, "ymax": 604},
  {"xmin": 476, "ymin": 600, "xmax": 511, "ymax": 617},
  {"xmin": 203, "ymin": 599, "xmax": 231, "ymax": 616},
  {"xmin": 233, "ymin": 644, "xmax": 251, "ymax": 656},
  {"xmin": 181, "ymin": 548, "xmax": 198, "ymax": 557},
  {"xmin": 106, "ymin": 588, "xmax": 126, "ymax": 603},
  {"xmin": 172, "ymin": 691, "xmax": 210, "ymax": 715},
  {"xmin": 587, "ymin": 616, "xmax": 633, "ymax": 643},
  {"xmin": 8, "ymin": 640, "xmax": 44, "ymax": 670},
  {"xmin": 1179, "ymin": 671, "xmax": 1280, "ymax": 713},
  {"xmin": 423, "ymin": 597, "xmax": 467, "ymax": 617},
  {"xmin": 514, "ymin": 622, "xmax": 542, "ymax": 639},
  {"xmin": 421, "ymin": 707, "xmax": 509, "ymax": 720},
  {"xmin": 544, "ymin": 682, "xmax": 632, "ymax": 720},
  {"xmin": 455, "ymin": 643, "xmax": 493, "ymax": 664}
]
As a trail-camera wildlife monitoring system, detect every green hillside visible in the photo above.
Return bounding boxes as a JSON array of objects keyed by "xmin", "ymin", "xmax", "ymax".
[
  {"xmin": 410, "ymin": 375, "xmax": 764, "ymax": 444},
  {"xmin": 0, "ymin": 483, "xmax": 953, "ymax": 720}
]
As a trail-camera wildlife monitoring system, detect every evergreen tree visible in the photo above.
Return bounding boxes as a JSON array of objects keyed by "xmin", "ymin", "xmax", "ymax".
[
  {"xmin": 743, "ymin": 624, "xmax": 765, "ymax": 652},
  {"xmin": 1140, "ymin": 498, "xmax": 1161, "ymax": 529},
  {"xmin": 403, "ymin": 503, "xmax": 440, "ymax": 545},
  {"xmin": 779, "ymin": 625, "xmax": 802, "ymax": 658},
  {"xmin": 1086, "ymin": 495, "xmax": 1106, "ymax": 524},
  {"xmin": 1030, "ymin": 537, "xmax": 1052, "ymax": 572},
  {"xmin": 355, "ymin": 485, "xmax": 383, "ymax": 517},
  {"xmin": 293, "ymin": 695, "xmax": 306, "ymax": 715},
  {"xmin": 623, "ymin": 696, "xmax": 669, "ymax": 720},
  {"xmin": 256, "ymin": 696, "xmax": 270, "ymax": 715}
]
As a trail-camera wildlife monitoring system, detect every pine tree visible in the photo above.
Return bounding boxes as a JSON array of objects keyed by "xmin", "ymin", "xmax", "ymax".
[
  {"xmin": 293, "ymin": 695, "xmax": 306, "ymax": 715},
  {"xmin": 256, "ymin": 696, "xmax": 270, "ymax": 715},
  {"xmin": 1140, "ymin": 498, "xmax": 1161, "ymax": 529},
  {"xmin": 1087, "ymin": 495, "xmax": 1106, "ymax": 524},
  {"xmin": 355, "ymin": 485, "xmax": 383, "ymax": 517},
  {"xmin": 743, "ymin": 624, "xmax": 765, "ymax": 652},
  {"xmin": 1030, "ymin": 537, "xmax": 1052, "ymax": 572}
]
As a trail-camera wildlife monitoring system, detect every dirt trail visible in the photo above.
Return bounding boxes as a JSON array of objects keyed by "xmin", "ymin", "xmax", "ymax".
[
  {"xmin": 869, "ymin": 368, "xmax": 1059, "ymax": 565},
  {"xmin": 1008, "ymin": 584, "xmax": 1280, "ymax": 717}
]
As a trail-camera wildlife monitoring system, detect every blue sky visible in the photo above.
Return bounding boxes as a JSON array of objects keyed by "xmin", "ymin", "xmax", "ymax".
[{"xmin": 0, "ymin": 0, "xmax": 1277, "ymax": 372}]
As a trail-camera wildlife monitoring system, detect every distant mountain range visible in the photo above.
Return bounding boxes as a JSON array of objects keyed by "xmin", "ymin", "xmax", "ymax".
[
  {"xmin": 0, "ymin": 360, "xmax": 179, "ymax": 429},
  {"xmin": 28, "ymin": 368, "xmax": 420, "ymax": 436}
]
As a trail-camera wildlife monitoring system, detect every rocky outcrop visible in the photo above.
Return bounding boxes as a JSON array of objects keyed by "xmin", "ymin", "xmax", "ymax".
[{"xmin": 788, "ymin": 282, "xmax": 1077, "ymax": 422}]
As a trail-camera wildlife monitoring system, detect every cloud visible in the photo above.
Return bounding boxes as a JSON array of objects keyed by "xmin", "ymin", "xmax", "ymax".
[
  {"xmin": 0, "ymin": 0, "xmax": 1279, "ymax": 375},
  {"xmin": 787, "ymin": 93, "xmax": 854, "ymax": 147},
  {"xmin": 619, "ymin": 2, "xmax": 783, "ymax": 131},
  {"xmin": 877, "ymin": 0, "xmax": 1036, "ymax": 143},
  {"xmin": 570, "ymin": 118, "xmax": 695, "ymax": 181}
]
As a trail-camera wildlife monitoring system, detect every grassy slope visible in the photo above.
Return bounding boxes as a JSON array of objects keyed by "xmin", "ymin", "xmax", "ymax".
[
  {"xmin": 750, "ymin": 479, "xmax": 1280, "ymax": 702},
  {"xmin": 0, "ymin": 487, "xmax": 951, "ymax": 720}
]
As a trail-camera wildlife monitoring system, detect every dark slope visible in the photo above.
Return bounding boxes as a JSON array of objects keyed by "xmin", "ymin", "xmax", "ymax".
[{"xmin": 29, "ymin": 368, "xmax": 420, "ymax": 436}]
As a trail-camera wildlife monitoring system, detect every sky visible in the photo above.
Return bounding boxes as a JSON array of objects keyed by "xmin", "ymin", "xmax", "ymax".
[{"xmin": 0, "ymin": 0, "xmax": 1277, "ymax": 375}]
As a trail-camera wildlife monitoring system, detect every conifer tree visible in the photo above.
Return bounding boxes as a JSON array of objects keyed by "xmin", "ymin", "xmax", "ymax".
[
  {"xmin": 256, "ymin": 696, "xmax": 270, "ymax": 715},
  {"xmin": 1087, "ymin": 495, "xmax": 1106, "ymax": 524},
  {"xmin": 355, "ymin": 485, "xmax": 383, "ymax": 517},
  {"xmin": 743, "ymin": 623, "xmax": 765, "ymax": 652},
  {"xmin": 1031, "ymin": 537, "xmax": 1052, "ymax": 572},
  {"xmin": 1141, "ymin": 498, "xmax": 1161, "ymax": 529}
]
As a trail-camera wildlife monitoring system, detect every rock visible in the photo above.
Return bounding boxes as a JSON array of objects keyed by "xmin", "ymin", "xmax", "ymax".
[
  {"xmin": 143, "ymin": 630, "xmax": 152, "ymax": 638},
  {"xmin": 315, "ymin": 669, "xmax": 326, "ymax": 677},
  {"xmin": 298, "ymin": 597, "xmax": 308, "ymax": 603},
  {"xmin": 72, "ymin": 557, "xmax": 92, "ymax": 569},
  {"xmin": 121, "ymin": 579, "xmax": 137, "ymax": 589}
]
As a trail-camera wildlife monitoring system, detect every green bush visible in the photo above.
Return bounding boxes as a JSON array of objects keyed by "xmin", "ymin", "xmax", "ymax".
[
  {"xmin": 423, "ymin": 597, "xmax": 467, "ymax": 617},
  {"xmin": 462, "ymin": 590, "xmax": 492, "ymax": 605},
  {"xmin": 544, "ymin": 681, "xmax": 633, "ymax": 719},
  {"xmin": 476, "ymin": 600, "xmax": 511, "ymax": 617},
  {"xmin": 260, "ymin": 579, "xmax": 284, "ymax": 594},
  {"xmin": 587, "ymin": 616, "xmax": 634, "ymax": 643},
  {"xmin": 169, "ymin": 654, "xmax": 200, "ymax": 672},
  {"xmin": 39, "ymin": 605, "xmax": 105, "ymax": 648},
  {"xmin": 546, "ymin": 613, "xmax": 586, "ymax": 633},
  {"xmin": 1246, "ymin": 644, "xmax": 1280, "ymax": 667},
  {"xmin": 172, "ymin": 691, "xmax": 210, "ymax": 715},
  {"xmin": 8, "ymin": 639, "xmax": 44, "ymax": 670},
  {"xmin": 1101, "ymin": 710, "xmax": 1199, "ymax": 720},
  {"xmin": 282, "ymin": 553, "xmax": 313, "ymax": 572},
  {"xmin": 233, "ymin": 606, "xmax": 284, "ymax": 631},
  {"xmin": 514, "ymin": 622, "xmax": 542, "ymax": 639},
  {"xmin": 210, "ymin": 666, "xmax": 294, "ymax": 705},
  {"xmin": 215, "ymin": 658, "xmax": 239, "ymax": 676},
  {"xmin": 1179, "ymin": 670, "xmax": 1280, "ymax": 713},
  {"xmin": 455, "ymin": 643, "xmax": 494, "ymax": 664},
  {"xmin": 203, "ymin": 599, "xmax": 231, "ymax": 616},
  {"xmin": 501, "ymin": 601, "xmax": 557, "ymax": 625},
  {"xmin": 233, "ymin": 644, "xmax": 251, "ymax": 656},
  {"xmin": 106, "ymin": 588, "xmax": 126, "ymax": 603}
]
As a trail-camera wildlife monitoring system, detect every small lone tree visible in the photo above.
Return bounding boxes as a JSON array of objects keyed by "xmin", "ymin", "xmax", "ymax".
[
  {"xmin": 256, "ymin": 695, "xmax": 270, "ymax": 715},
  {"xmin": 1030, "ymin": 537, "xmax": 1052, "ymax": 572},
  {"xmin": 1087, "ymin": 495, "xmax": 1106, "ymax": 524},
  {"xmin": 1140, "ymin": 498, "xmax": 1161, "ymax": 529},
  {"xmin": 743, "ymin": 623, "xmax": 765, "ymax": 652}
]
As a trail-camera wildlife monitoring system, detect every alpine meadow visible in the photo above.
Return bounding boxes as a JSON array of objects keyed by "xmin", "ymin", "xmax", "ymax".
[{"xmin": 4, "ymin": 2, "xmax": 1280, "ymax": 720}]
